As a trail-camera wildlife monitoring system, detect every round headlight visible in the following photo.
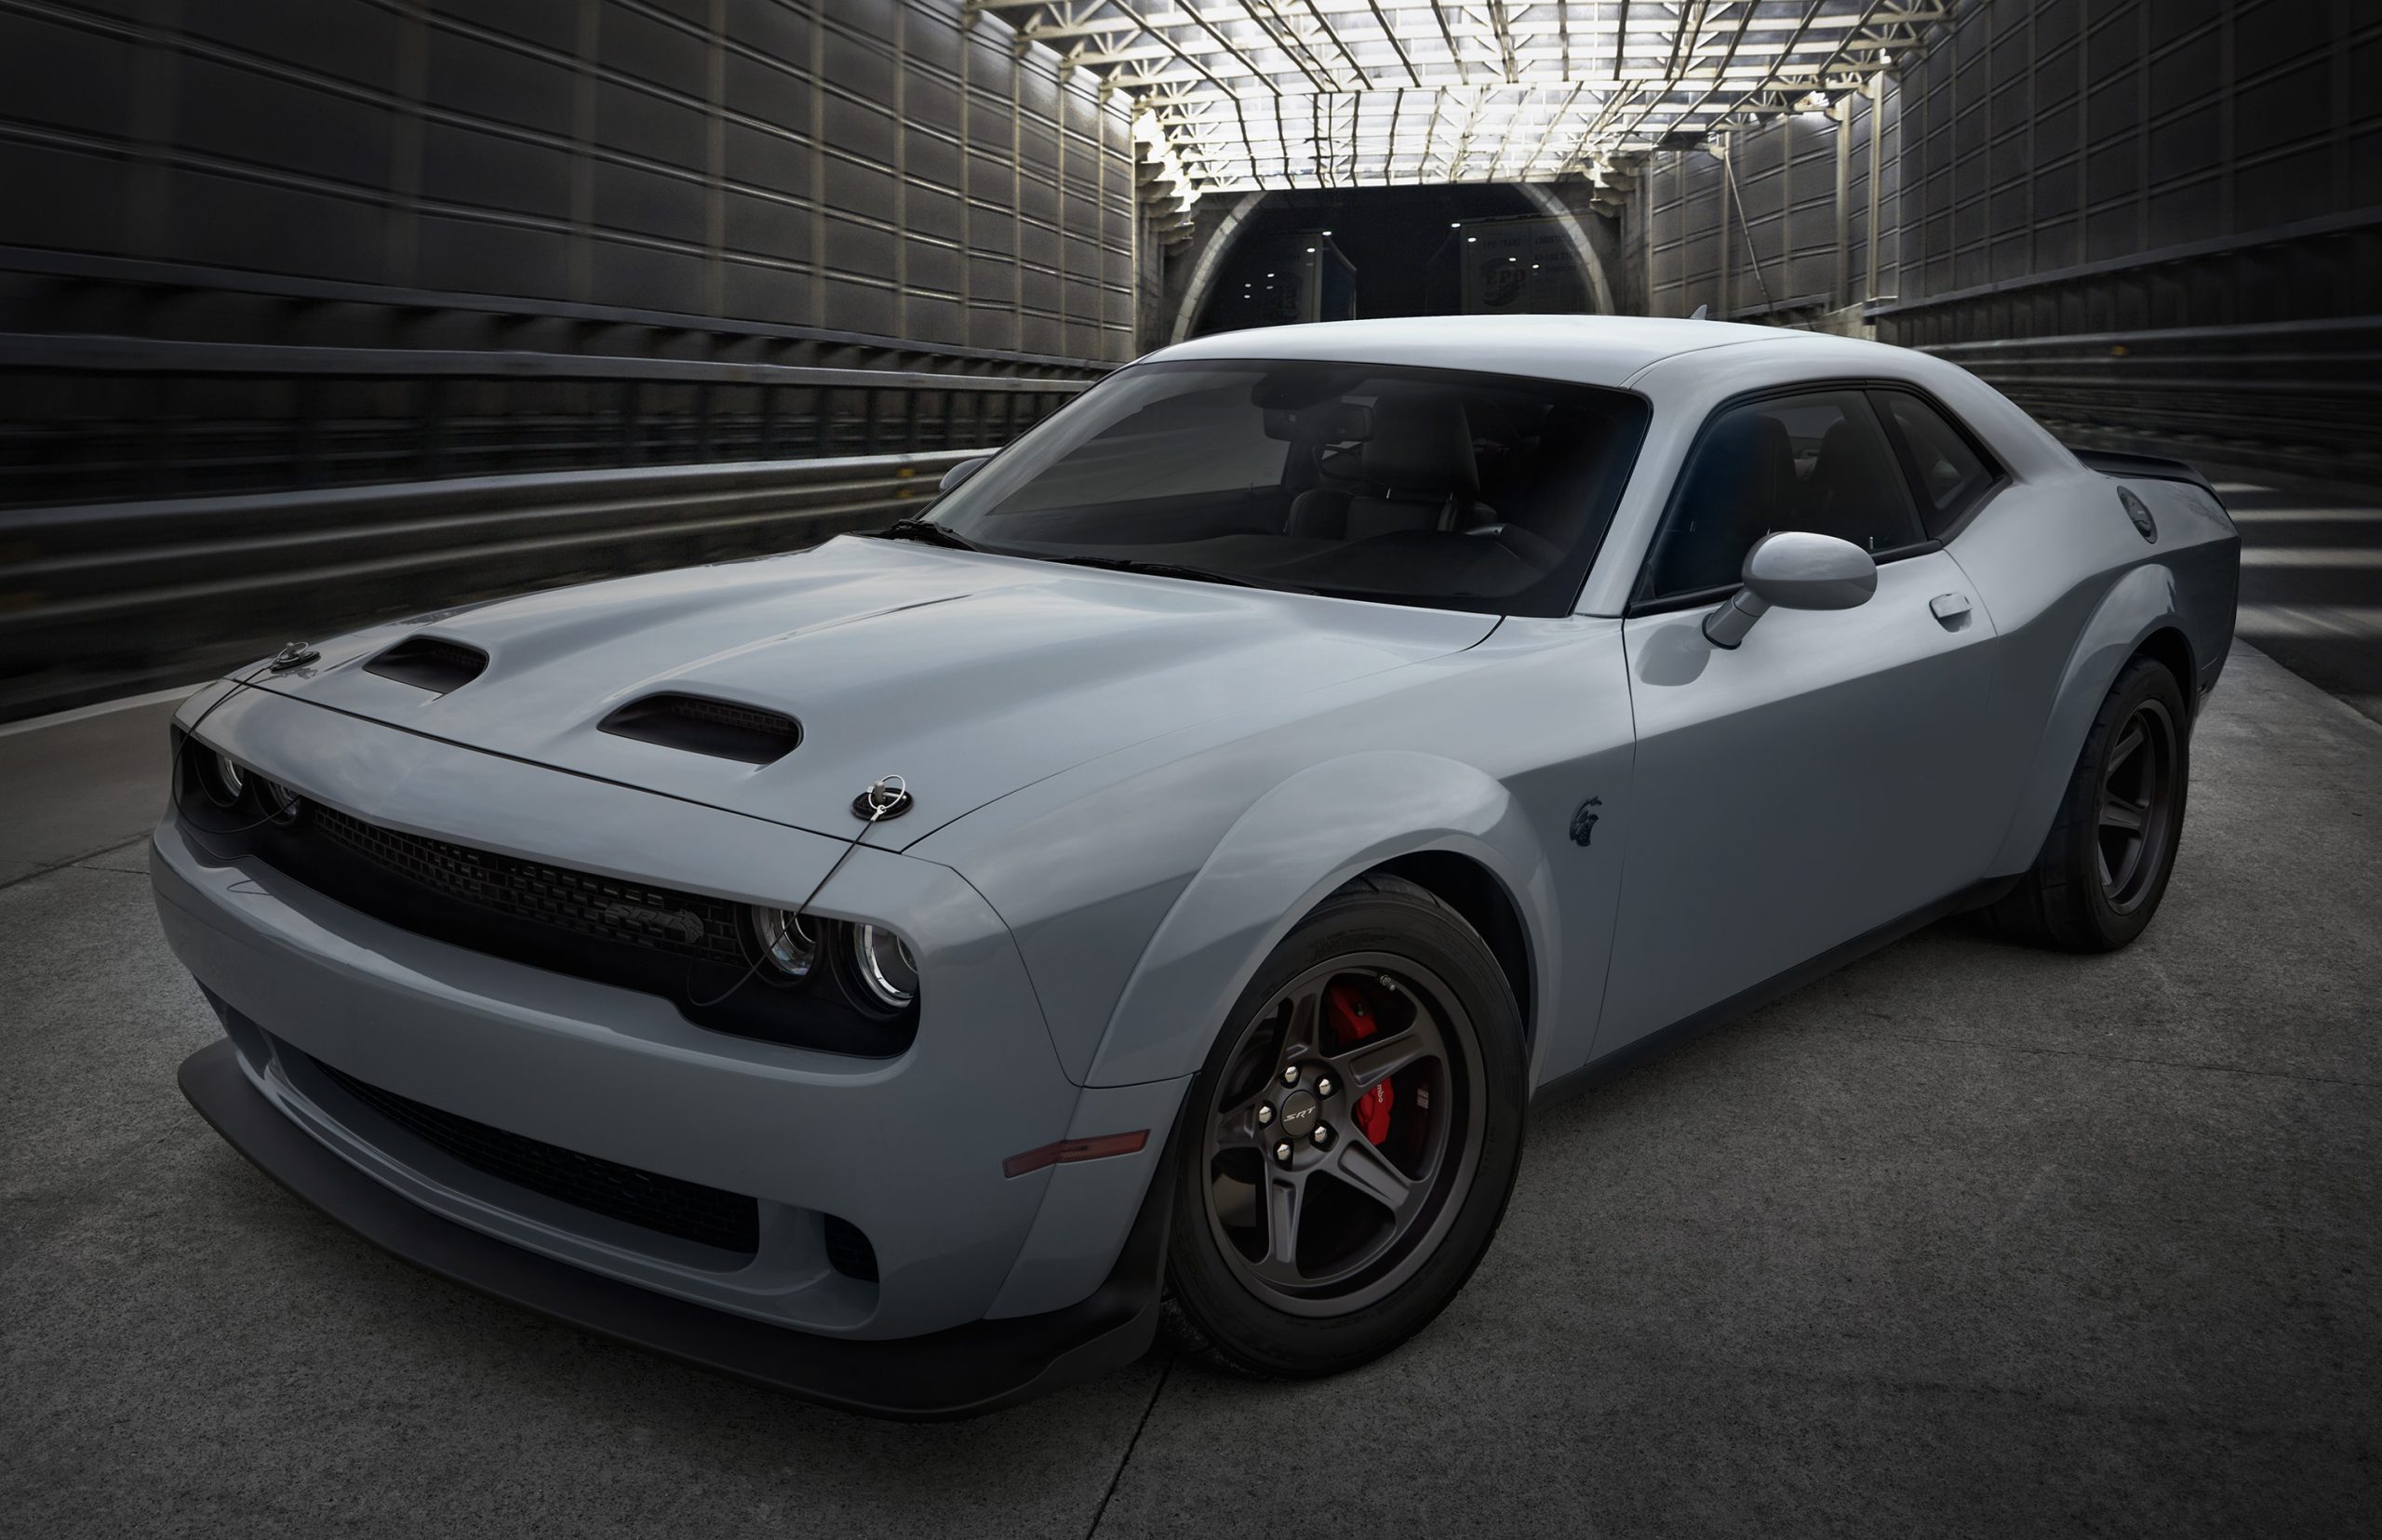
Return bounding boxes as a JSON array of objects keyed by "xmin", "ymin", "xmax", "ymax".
[
  {"xmin": 253, "ymin": 776, "xmax": 300, "ymax": 824},
  {"xmin": 747, "ymin": 907, "xmax": 817, "ymax": 977},
  {"xmin": 849, "ymin": 924, "xmax": 918, "ymax": 1009},
  {"xmin": 198, "ymin": 750, "xmax": 247, "ymax": 809}
]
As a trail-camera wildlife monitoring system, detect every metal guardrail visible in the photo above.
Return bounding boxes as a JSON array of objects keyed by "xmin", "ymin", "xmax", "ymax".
[
  {"xmin": 0, "ymin": 450, "xmax": 982, "ymax": 721},
  {"xmin": 0, "ymin": 335, "xmax": 1099, "ymax": 509},
  {"xmin": 1923, "ymin": 317, "xmax": 2382, "ymax": 489}
]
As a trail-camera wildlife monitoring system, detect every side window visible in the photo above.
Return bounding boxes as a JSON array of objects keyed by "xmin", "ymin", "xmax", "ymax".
[
  {"xmin": 1639, "ymin": 389, "xmax": 1926, "ymax": 603},
  {"xmin": 1874, "ymin": 389, "xmax": 1998, "ymax": 539}
]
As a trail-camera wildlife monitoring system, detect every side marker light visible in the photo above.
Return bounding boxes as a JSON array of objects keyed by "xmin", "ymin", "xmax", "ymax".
[{"xmin": 1001, "ymin": 1130, "xmax": 1150, "ymax": 1179}]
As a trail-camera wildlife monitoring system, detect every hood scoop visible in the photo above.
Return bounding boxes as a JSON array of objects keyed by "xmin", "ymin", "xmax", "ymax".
[
  {"xmin": 364, "ymin": 636, "xmax": 488, "ymax": 694},
  {"xmin": 599, "ymin": 693, "xmax": 802, "ymax": 766}
]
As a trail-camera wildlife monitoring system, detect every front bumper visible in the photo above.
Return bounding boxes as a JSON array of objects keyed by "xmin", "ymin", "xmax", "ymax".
[
  {"xmin": 154, "ymin": 684, "xmax": 1188, "ymax": 1400},
  {"xmin": 179, "ymin": 1037, "xmax": 1172, "ymax": 1419}
]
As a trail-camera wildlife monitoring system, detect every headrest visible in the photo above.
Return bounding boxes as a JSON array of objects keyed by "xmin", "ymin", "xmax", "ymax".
[{"xmin": 1359, "ymin": 395, "xmax": 1478, "ymax": 494}]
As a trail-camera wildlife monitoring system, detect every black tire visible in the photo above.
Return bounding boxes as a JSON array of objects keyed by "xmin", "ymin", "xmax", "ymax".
[
  {"xmin": 1989, "ymin": 654, "xmax": 2191, "ymax": 952},
  {"xmin": 1162, "ymin": 873, "xmax": 1527, "ymax": 1378}
]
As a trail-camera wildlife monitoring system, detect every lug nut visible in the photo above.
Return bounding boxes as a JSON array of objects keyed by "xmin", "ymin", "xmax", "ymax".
[
  {"xmin": 1316, "ymin": 1077, "xmax": 1334, "ymax": 1097},
  {"xmin": 1311, "ymin": 1126, "xmax": 1333, "ymax": 1148},
  {"xmin": 1257, "ymin": 1104, "xmax": 1275, "ymax": 1126},
  {"xmin": 1274, "ymin": 1141, "xmax": 1293, "ymax": 1162},
  {"xmin": 1281, "ymin": 1065, "xmax": 1301, "ymax": 1086}
]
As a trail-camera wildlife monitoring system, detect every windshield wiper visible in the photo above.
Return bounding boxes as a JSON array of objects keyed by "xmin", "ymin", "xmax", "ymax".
[
  {"xmin": 1037, "ymin": 555, "xmax": 1272, "ymax": 589},
  {"xmin": 870, "ymin": 517, "xmax": 981, "ymax": 551}
]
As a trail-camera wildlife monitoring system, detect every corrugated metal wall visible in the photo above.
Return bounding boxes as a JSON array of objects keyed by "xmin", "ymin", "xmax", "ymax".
[
  {"xmin": 1626, "ymin": 0, "xmax": 2380, "ymax": 481},
  {"xmin": 1638, "ymin": 85, "xmax": 1898, "ymax": 326},
  {"xmin": 1631, "ymin": 0, "xmax": 2377, "ymax": 336},
  {"xmin": 0, "ymin": 0, "xmax": 1138, "ymax": 364},
  {"xmin": 1876, "ymin": 0, "xmax": 2377, "ymax": 343}
]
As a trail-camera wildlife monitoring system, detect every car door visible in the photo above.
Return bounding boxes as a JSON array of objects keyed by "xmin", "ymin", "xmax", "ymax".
[{"xmin": 1593, "ymin": 385, "xmax": 2010, "ymax": 1056}]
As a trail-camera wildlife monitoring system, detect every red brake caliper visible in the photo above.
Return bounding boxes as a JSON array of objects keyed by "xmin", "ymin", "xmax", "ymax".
[{"xmin": 1325, "ymin": 982, "xmax": 1395, "ymax": 1145}]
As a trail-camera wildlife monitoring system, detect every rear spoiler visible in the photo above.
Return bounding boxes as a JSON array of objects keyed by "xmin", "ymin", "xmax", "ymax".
[{"xmin": 2072, "ymin": 449, "xmax": 2217, "ymax": 498}]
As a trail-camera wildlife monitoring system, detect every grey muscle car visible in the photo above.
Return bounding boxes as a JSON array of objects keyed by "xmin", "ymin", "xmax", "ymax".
[{"xmin": 157, "ymin": 315, "xmax": 2240, "ymax": 1416}]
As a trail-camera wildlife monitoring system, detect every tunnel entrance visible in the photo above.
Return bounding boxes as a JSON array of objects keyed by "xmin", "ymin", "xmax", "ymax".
[{"xmin": 1187, "ymin": 184, "xmax": 1597, "ymax": 340}]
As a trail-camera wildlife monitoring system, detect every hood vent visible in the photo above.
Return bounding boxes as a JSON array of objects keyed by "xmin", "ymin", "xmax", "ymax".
[
  {"xmin": 599, "ymin": 693, "xmax": 802, "ymax": 766},
  {"xmin": 364, "ymin": 636, "xmax": 488, "ymax": 694}
]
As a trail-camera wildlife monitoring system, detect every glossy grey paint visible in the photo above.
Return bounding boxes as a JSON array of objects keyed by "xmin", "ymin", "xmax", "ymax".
[
  {"xmin": 1605, "ymin": 548, "xmax": 2007, "ymax": 1051},
  {"xmin": 238, "ymin": 542, "xmax": 1493, "ymax": 848},
  {"xmin": 1744, "ymin": 530, "xmax": 1883, "ymax": 610},
  {"xmin": 1702, "ymin": 531, "xmax": 1880, "ymax": 648},
  {"xmin": 156, "ymin": 315, "xmax": 2238, "ymax": 1341}
]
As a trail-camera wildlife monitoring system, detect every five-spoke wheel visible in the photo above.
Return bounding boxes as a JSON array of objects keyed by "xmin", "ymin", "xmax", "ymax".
[
  {"xmin": 1991, "ymin": 651, "xmax": 2192, "ymax": 951},
  {"xmin": 1166, "ymin": 875, "xmax": 1526, "ymax": 1376},
  {"xmin": 1203, "ymin": 957, "xmax": 1483, "ymax": 1315},
  {"xmin": 2094, "ymin": 695, "xmax": 2179, "ymax": 914}
]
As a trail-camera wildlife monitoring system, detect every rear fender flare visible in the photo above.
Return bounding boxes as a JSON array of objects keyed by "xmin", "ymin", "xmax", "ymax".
[{"xmin": 1988, "ymin": 562, "xmax": 2190, "ymax": 876}]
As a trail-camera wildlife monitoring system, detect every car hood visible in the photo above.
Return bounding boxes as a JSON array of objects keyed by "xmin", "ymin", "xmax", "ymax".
[{"xmin": 256, "ymin": 536, "xmax": 1498, "ymax": 848}]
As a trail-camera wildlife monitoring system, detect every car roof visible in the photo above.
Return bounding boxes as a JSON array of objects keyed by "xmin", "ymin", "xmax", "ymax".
[{"xmin": 1144, "ymin": 314, "xmax": 1901, "ymax": 390}]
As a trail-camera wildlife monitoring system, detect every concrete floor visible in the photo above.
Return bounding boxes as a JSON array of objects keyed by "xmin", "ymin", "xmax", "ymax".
[{"xmin": 5, "ymin": 609, "xmax": 2380, "ymax": 1529}]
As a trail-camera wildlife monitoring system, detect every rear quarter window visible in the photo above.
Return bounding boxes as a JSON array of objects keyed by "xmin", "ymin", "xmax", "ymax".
[{"xmin": 1872, "ymin": 389, "xmax": 2001, "ymax": 540}]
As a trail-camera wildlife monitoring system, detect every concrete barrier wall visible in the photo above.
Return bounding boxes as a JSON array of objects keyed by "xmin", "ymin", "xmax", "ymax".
[{"xmin": 0, "ymin": 449, "xmax": 980, "ymax": 722}]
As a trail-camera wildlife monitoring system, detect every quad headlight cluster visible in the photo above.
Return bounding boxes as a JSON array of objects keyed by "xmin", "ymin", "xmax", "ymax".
[{"xmin": 744, "ymin": 906, "xmax": 918, "ymax": 1014}]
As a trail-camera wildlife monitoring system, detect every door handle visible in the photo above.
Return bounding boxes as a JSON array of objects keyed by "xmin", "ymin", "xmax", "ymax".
[{"xmin": 1930, "ymin": 593, "xmax": 1973, "ymax": 629}]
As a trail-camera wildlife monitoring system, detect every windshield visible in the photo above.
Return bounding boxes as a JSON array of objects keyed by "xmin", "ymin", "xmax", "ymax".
[{"xmin": 925, "ymin": 359, "xmax": 1650, "ymax": 616}]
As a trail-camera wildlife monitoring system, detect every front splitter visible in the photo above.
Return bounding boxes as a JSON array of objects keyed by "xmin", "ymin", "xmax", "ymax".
[{"xmin": 177, "ymin": 1038, "xmax": 1170, "ymax": 1420}]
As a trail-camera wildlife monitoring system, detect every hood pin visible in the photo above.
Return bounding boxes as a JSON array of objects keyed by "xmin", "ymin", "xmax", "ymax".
[
  {"xmin": 267, "ymin": 640, "xmax": 322, "ymax": 672},
  {"xmin": 853, "ymin": 773, "xmax": 913, "ymax": 822}
]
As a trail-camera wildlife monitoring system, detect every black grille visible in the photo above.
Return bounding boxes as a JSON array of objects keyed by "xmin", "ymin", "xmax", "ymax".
[
  {"xmin": 313, "ymin": 1057, "xmax": 760, "ymax": 1255},
  {"xmin": 823, "ymin": 1214, "xmax": 878, "ymax": 1282},
  {"xmin": 309, "ymin": 803, "xmax": 745, "ymax": 966},
  {"xmin": 173, "ymin": 734, "xmax": 918, "ymax": 1056}
]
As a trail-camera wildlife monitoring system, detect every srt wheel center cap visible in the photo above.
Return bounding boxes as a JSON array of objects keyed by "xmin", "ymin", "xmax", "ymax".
[{"xmin": 1276, "ymin": 1090, "xmax": 1321, "ymax": 1140}]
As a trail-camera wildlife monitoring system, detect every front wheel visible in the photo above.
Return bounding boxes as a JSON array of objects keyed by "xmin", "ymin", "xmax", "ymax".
[{"xmin": 1163, "ymin": 874, "xmax": 1527, "ymax": 1378}]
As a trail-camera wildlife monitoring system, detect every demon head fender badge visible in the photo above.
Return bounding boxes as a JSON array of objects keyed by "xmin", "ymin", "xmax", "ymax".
[{"xmin": 1570, "ymin": 796, "xmax": 1603, "ymax": 848}]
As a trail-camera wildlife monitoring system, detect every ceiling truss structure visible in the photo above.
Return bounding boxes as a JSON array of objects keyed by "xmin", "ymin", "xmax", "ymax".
[{"xmin": 968, "ymin": 1, "xmax": 1946, "ymax": 202}]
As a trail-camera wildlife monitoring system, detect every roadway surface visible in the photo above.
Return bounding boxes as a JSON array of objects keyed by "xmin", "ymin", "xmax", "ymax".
[{"xmin": 4, "ymin": 494, "xmax": 2379, "ymax": 1537}]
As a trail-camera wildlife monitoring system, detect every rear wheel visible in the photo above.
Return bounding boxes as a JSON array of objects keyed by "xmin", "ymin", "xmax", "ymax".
[
  {"xmin": 1163, "ymin": 874, "xmax": 1526, "ymax": 1378},
  {"xmin": 1989, "ymin": 654, "xmax": 2190, "ymax": 952}
]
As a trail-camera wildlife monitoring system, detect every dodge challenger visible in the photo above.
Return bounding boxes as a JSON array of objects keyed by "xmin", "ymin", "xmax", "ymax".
[{"xmin": 155, "ymin": 315, "xmax": 2241, "ymax": 1417}]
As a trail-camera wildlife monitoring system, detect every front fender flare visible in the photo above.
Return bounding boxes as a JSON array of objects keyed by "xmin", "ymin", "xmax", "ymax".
[
  {"xmin": 1080, "ymin": 751, "xmax": 1553, "ymax": 1089},
  {"xmin": 1987, "ymin": 561, "xmax": 2192, "ymax": 876}
]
